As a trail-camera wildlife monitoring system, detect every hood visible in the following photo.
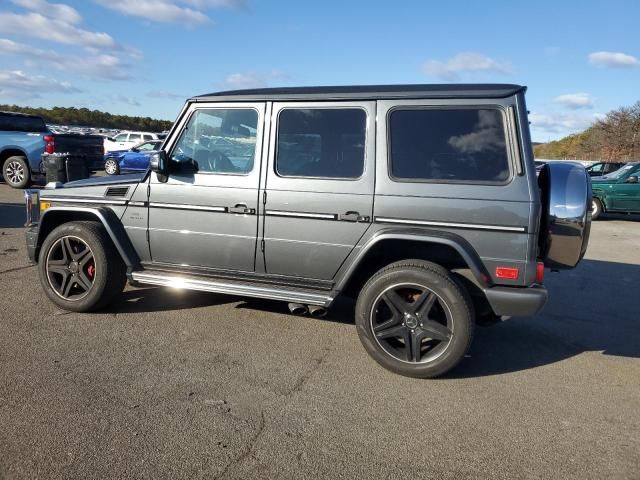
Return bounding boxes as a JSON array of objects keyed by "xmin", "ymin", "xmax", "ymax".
[{"xmin": 61, "ymin": 172, "xmax": 146, "ymax": 188}]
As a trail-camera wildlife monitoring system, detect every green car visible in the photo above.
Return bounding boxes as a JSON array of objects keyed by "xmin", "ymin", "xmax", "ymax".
[{"xmin": 591, "ymin": 162, "xmax": 640, "ymax": 219}]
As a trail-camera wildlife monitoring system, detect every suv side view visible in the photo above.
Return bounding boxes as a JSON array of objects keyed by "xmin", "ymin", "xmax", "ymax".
[{"xmin": 24, "ymin": 84, "xmax": 592, "ymax": 378}]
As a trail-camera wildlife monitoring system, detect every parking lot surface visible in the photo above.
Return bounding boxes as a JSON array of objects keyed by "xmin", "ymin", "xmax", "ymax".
[{"xmin": 0, "ymin": 181, "xmax": 638, "ymax": 479}]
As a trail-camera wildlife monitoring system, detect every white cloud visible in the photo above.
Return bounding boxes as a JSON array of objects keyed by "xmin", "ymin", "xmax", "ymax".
[
  {"xmin": 554, "ymin": 93, "xmax": 594, "ymax": 110},
  {"xmin": 147, "ymin": 90, "xmax": 185, "ymax": 100},
  {"xmin": 588, "ymin": 51, "xmax": 639, "ymax": 68},
  {"xmin": 0, "ymin": 69, "xmax": 80, "ymax": 98},
  {"xmin": 0, "ymin": 12, "xmax": 116, "ymax": 49},
  {"xmin": 529, "ymin": 112, "xmax": 603, "ymax": 135},
  {"xmin": 0, "ymin": 38, "xmax": 133, "ymax": 80},
  {"xmin": 10, "ymin": 0, "xmax": 82, "ymax": 24},
  {"xmin": 95, "ymin": 0, "xmax": 209, "ymax": 25},
  {"xmin": 422, "ymin": 52, "xmax": 511, "ymax": 81},
  {"xmin": 223, "ymin": 72, "xmax": 267, "ymax": 89}
]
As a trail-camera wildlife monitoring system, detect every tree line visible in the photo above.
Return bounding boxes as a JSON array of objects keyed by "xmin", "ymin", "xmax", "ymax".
[
  {"xmin": 534, "ymin": 101, "xmax": 640, "ymax": 161},
  {"xmin": 0, "ymin": 104, "xmax": 173, "ymax": 132}
]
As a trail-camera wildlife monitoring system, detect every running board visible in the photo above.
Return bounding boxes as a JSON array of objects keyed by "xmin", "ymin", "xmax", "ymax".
[{"xmin": 130, "ymin": 271, "xmax": 334, "ymax": 307}]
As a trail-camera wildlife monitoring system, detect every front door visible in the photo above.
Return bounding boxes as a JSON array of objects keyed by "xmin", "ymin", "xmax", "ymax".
[
  {"xmin": 148, "ymin": 103, "xmax": 265, "ymax": 271},
  {"xmin": 609, "ymin": 165, "xmax": 640, "ymax": 212},
  {"xmin": 262, "ymin": 101, "xmax": 375, "ymax": 280}
]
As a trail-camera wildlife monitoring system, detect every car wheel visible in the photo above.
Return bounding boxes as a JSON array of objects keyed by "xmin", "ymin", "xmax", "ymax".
[
  {"xmin": 38, "ymin": 221, "xmax": 127, "ymax": 312},
  {"xmin": 591, "ymin": 198, "xmax": 603, "ymax": 220},
  {"xmin": 104, "ymin": 159, "xmax": 120, "ymax": 175},
  {"xmin": 355, "ymin": 260, "xmax": 474, "ymax": 378},
  {"xmin": 2, "ymin": 155, "xmax": 31, "ymax": 189}
]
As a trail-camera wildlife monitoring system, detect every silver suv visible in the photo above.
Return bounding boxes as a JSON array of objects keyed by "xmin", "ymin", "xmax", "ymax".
[{"xmin": 24, "ymin": 84, "xmax": 592, "ymax": 378}]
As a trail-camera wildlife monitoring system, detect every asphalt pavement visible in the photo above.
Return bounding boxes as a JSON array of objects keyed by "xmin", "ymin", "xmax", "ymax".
[{"xmin": 0, "ymin": 180, "xmax": 638, "ymax": 479}]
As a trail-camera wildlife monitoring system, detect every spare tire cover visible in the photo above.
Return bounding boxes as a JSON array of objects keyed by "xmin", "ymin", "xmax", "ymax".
[{"xmin": 538, "ymin": 162, "xmax": 592, "ymax": 269}]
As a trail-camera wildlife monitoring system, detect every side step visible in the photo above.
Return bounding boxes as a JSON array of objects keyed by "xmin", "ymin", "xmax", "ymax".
[{"xmin": 130, "ymin": 271, "xmax": 334, "ymax": 307}]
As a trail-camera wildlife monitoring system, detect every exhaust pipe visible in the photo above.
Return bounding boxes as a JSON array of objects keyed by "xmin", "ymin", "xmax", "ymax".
[
  {"xmin": 308, "ymin": 305, "xmax": 328, "ymax": 318},
  {"xmin": 288, "ymin": 303, "xmax": 308, "ymax": 315}
]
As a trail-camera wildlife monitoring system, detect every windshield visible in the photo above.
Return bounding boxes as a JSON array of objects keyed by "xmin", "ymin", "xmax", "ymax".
[{"xmin": 602, "ymin": 163, "xmax": 638, "ymax": 180}]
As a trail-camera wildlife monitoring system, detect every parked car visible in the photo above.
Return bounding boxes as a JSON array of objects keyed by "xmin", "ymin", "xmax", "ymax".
[
  {"xmin": 24, "ymin": 84, "xmax": 592, "ymax": 378},
  {"xmin": 586, "ymin": 161, "xmax": 625, "ymax": 177},
  {"xmin": 104, "ymin": 131, "xmax": 166, "ymax": 153},
  {"xmin": 104, "ymin": 140, "xmax": 162, "ymax": 175},
  {"xmin": 0, "ymin": 111, "xmax": 105, "ymax": 188},
  {"xmin": 590, "ymin": 162, "xmax": 640, "ymax": 219}
]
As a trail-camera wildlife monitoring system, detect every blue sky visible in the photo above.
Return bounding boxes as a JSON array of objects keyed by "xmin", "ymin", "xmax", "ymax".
[{"xmin": 0, "ymin": 0, "xmax": 638, "ymax": 141}]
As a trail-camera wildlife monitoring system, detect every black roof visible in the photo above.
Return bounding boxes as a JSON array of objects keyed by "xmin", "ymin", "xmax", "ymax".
[
  {"xmin": 0, "ymin": 110, "xmax": 42, "ymax": 118},
  {"xmin": 192, "ymin": 84, "xmax": 526, "ymax": 102}
]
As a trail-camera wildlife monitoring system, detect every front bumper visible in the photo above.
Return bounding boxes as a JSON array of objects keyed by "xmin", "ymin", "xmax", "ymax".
[
  {"xmin": 484, "ymin": 285, "xmax": 548, "ymax": 317},
  {"xmin": 25, "ymin": 224, "xmax": 39, "ymax": 262}
]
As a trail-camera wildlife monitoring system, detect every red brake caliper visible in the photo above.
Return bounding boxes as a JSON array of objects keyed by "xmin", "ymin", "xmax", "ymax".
[{"xmin": 87, "ymin": 261, "xmax": 95, "ymax": 279}]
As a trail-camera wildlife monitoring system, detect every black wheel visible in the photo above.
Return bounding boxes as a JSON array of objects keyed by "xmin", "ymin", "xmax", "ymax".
[
  {"xmin": 355, "ymin": 260, "xmax": 474, "ymax": 378},
  {"xmin": 38, "ymin": 221, "xmax": 127, "ymax": 312},
  {"xmin": 104, "ymin": 158, "xmax": 120, "ymax": 175},
  {"xmin": 2, "ymin": 155, "xmax": 31, "ymax": 188},
  {"xmin": 591, "ymin": 198, "xmax": 603, "ymax": 220}
]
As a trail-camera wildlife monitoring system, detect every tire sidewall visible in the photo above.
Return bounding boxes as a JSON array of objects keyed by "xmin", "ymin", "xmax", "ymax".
[
  {"xmin": 105, "ymin": 159, "xmax": 120, "ymax": 175},
  {"xmin": 591, "ymin": 198, "xmax": 602, "ymax": 220},
  {"xmin": 3, "ymin": 156, "xmax": 31, "ymax": 189},
  {"xmin": 38, "ymin": 222, "xmax": 115, "ymax": 312},
  {"xmin": 355, "ymin": 264, "xmax": 474, "ymax": 378}
]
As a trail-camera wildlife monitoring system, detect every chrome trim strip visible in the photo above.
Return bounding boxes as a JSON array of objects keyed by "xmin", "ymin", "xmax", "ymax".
[
  {"xmin": 128, "ymin": 201, "xmax": 147, "ymax": 207},
  {"xmin": 265, "ymin": 209, "xmax": 337, "ymax": 220},
  {"xmin": 375, "ymin": 217, "xmax": 527, "ymax": 233},
  {"xmin": 131, "ymin": 272, "xmax": 333, "ymax": 306},
  {"xmin": 148, "ymin": 202, "xmax": 227, "ymax": 213},
  {"xmin": 39, "ymin": 197, "xmax": 128, "ymax": 206}
]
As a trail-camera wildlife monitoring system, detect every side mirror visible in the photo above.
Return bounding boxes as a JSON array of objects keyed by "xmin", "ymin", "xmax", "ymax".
[
  {"xmin": 626, "ymin": 176, "xmax": 638, "ymax": 184},
  {"xmin": 150, "ymin": 150, "xmax": 168, "ymax": 175}
]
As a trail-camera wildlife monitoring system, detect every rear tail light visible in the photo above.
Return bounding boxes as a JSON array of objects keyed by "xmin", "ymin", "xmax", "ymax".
[
  {"xmin": 536, "ymin": 261, "xmax": 545, "ymax": 284},
  {"xmin": 43, "ymin": 135, "xmax": 55, "ymax": 154}
]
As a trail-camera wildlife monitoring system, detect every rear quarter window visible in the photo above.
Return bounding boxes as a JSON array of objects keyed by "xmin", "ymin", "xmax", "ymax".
[{"xmin": 389, "ymin": 108, "xmax": 511, "ymax": 183}]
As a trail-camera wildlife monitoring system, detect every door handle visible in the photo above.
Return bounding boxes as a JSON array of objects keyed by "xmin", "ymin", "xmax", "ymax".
[
  {"xmin": 340, "ymin": 211, "xmax": 370, "ymax": 222},
  {"xmin": 228, "ymin": 203, "xmax": 254, "ymax": 214}
]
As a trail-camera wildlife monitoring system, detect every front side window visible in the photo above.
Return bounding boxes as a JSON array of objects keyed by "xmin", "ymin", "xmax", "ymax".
[
  {"xmin": 390, "ymin": 108, "xmax": 510, "ymax": 183},
  {"xmin": 129, "ymin": 133, "xmax": 142, "ymax": 142},
  {"xmin": 143, "ymin": 134, "xmax": 153, "ymax": 141},
  {"xmin": 276, "ymin": 108, "xmax": 366, "ymax": 178},
  {"xmin": 171, "ymin": 108, "xmax": 258, "ymax": 174},
  {"xmin": 113, "ymin": 133, "xmax": 128, "ymax": 142},
  {"xmin": 136, "ymin": 141, "xmax": 156, "ymax": 151}
]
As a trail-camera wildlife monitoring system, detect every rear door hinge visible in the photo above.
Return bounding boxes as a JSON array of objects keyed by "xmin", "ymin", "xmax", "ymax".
[
  {"xmin": 262, "ymin": 191, "xmax": 267, "ymax": 204},
  {"xmin": 146, "ymin": 184, "xmax": 150, "ymax": 198},
  {"xmin": 260, "ymin": 239, "xmax": 265, "ymax": 252}
]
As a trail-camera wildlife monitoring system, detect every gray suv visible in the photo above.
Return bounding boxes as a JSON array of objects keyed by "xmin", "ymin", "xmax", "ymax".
[{"xmin": 24, "ymin": 84, "xmax": 592, "ymax": 378}]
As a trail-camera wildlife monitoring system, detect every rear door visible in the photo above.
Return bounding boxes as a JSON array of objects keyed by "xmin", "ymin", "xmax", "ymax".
[
  {"xmin": 608, "ymin": 165, "xmax": 640, "ymax": 211},
  {"xmin": 262, "ymin": 101, "xmax": 375, "ymax": 280},
  {"xmin": 148, "ymin": 103, "xmax": 265, "ymax": 271}
]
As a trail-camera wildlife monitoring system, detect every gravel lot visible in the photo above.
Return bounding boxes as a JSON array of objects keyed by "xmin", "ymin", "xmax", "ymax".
[{"xmin": 0, "ymin": 180, "xmax": 638, "ymax": 479}]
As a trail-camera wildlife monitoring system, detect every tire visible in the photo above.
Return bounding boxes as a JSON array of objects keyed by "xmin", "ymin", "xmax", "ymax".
[
  {"xmin": 2, "ymin": 155, "xmax": 31, "ymax": 189},
  {"xmin": 104, "ymin": 158, "xmax": 120, "ymax": 175},
  {"xmin": 38, "ymin": 221, "xmax": 127, "ymax": 312},
  {"xmin": 591, "ymin": 198, "xmax": 603, "ymax": 220},
  {"xmin": 355, "ymin": 260, "xmax": 474, "ymax": 378}
]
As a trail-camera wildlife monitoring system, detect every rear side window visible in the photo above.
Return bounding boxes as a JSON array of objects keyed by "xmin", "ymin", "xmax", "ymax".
[
  {"xmin": 276, "ymin": 108, "xmax": 366, "ymax": 179},
  {"xmin": 0, "ymin": 113, "xmax": 47, "ymax": 132},
  {"xmin": 389, "ymin": 108, "xmax": 510, "ymax": 183}
]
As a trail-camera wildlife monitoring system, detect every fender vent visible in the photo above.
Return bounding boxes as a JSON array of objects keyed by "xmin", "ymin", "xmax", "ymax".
[{"xmin": 105, "ymin": 186, "xmax": 130, "ymax": 197}]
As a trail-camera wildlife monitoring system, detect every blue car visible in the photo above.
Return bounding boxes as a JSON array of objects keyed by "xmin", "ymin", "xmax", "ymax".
[{"xmin": 104, "ymin": 140, "xmax": 162, "ymax": 175}]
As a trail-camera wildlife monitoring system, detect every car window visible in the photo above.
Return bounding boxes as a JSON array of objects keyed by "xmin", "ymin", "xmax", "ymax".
[
  {"xmin": 276, "ymin": 108, "xmax": 366, "ymax": 178},
  {"xmin": 171, "ymin": 108, "xmax": 258, "ymax": 174},
  {"xmin": 128, "ymin": 133, "xmax": 142, "ymax": 142},
  {"xmin": 604, "ymin": 164, "xmax": 635, "ymax": 180},
  {"xmin": 389, "ymin": 108, "xmax": 510, "ymax": 183},
  {"xmin": 143, "ymin": 134, "xmax": 153, "ymax": 141},
  {"xmin": 136, "ymin": 141, "xmax": 156, "ymax": 151},
  {"xmin": 589, "ymin": 163, "xmax": 604, "ymax": 174},
  {"xmin": 114, "ymin": 133, "xmax": 128, "ymax": 142},
  {"xmin": 0, "ymin": 114, "xmax": 48, "ymax": 132}
]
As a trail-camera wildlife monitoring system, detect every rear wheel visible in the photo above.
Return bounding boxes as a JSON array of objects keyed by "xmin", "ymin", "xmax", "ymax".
[
  {"xmin": 2, "ymin": 155, "xmax": 31, "ymax": 189},
  {"xmin": 591, "ymin": 198, "xmax": 603, "ymax": 220},
  {"xmin": 38, "ymin": 221, "xmax": 127, "ymax": 312},
  {"xmin": 355, "ymin": 260, "xmax": 474, "ymax": 378},
  {"xmin": 104, "ymin": 158, "xmax": 120, "ymax": 175}
]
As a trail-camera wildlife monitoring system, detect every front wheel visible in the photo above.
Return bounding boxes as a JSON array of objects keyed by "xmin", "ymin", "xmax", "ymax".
[
  {"xmin": 591, "ymin": 198, "xmax": 603, "ymax": 220},
  {"xmin": 355, "ymin": 260, "xmax": 474, "ymax": 378},
  {"xmin": 2, "ymin": 155, "xmax": 31, "ymax": 188},
  {"xmin": 38, "ymin": 221, "xmax": 127, "ymax": 312},
  {"xmin": 104, "ymin": 158, "xmax": 120, "ymax": 175}
]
